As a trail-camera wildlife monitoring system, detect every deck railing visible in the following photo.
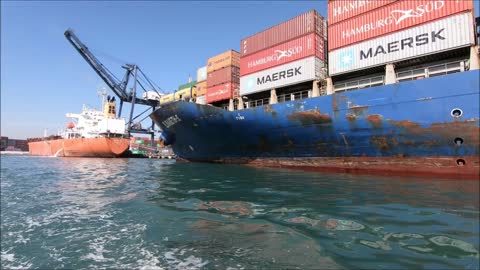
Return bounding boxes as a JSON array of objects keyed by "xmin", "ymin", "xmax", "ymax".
[{"xmin": 396, "ymin": 60, "xmax": 465, "ymax": 82}]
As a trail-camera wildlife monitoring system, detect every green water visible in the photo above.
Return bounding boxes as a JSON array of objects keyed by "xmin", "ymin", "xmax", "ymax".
[{"xmin": 1, "ymin": 155, "xmax": 479, "ymax": 269}]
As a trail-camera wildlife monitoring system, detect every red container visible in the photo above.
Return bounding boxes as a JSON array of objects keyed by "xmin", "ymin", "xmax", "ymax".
[
  {"xmin": 240, "ymin": 33, "xmax": 325, "ymax": 76},
  {"xmin": 206, "ymin": 82, "xmax": 239, "ymax": 103},
  {"xmin": 240, "ymin": 9, "xmax": 326, "ymax": 57},
  {"xmin": 207, "ymin": 66, "xmax": 240, "ymax": 88},
  {"xmin": 328, "ymin": 0, "xmax": 474, "ymax": 50},
  {"xmin": 328, "ymin": 0, "xmax": 398, "ymax": 25}
]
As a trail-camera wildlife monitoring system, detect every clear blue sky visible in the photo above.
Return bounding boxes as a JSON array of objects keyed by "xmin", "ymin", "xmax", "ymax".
[{"xmin": 1, "ymin": 1, "xmax": 479, "ymax": 139}]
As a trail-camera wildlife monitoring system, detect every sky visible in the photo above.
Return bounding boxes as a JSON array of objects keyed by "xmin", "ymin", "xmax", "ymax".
[{"xmin": 1, "ymin": 1, "xmax": 479, "ymax": 139}]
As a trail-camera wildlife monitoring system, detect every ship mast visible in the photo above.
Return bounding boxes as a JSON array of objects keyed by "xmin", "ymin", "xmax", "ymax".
[{"xmin": 97, "ymin": 88, "xmax": 108, "ymax": 109}]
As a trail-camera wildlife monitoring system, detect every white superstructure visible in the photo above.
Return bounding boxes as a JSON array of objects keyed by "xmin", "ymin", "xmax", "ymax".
[{"xmin": 63, "ymin": 101, "xmax": 127, "ymax": 139}]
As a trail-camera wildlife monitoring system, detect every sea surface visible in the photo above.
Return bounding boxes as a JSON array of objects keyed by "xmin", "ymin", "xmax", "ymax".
[{"xmin": 1, "ymin": 155, "xmax": 479, "ymax": 269}]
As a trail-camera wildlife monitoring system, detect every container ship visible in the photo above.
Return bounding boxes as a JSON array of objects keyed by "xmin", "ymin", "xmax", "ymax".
[
  {"xmin": 150, "ymin": 1, "xmax": 480, "ymax": 179},
  {"xmin": 28, "ymin": 96, "xmax": 130, "ymax": 157}
]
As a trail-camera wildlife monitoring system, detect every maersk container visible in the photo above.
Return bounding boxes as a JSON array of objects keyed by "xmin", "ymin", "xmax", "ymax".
[
  {"xmin": 328, "ymin": 0, "xmax": 398, "ymax": 25},
  {"xmin": 329, "ymin": 12, "xmax": 474, "ymax": 76},
  {"xmin": 197, "ymin": 66, "xmax": 207, "ymax": 82},
  {"xmin": 240, "ymin": 33, "xmax": 325, "ymax": 76},
  {"xmin": 207, "ymin": 50, "xmax": 240, "ymax": 73},
  {"xmin": 207, "ymin": 66, "xmax": 240, "ymax": 88},
  {"xmin": 240, "ymin": 56, "xmax": 326, "ymax": 96},
  {"xmin": 178, "ymin": 81, "xmax": 197, "ymax": 91},
  {"xmin": 196, "ymin": 81, "xmax": 207, "ymax": 97},
  {"xmin": 328, "ymin": 0, "xmax": 474, "ymax": 51},
  {"xmin": 206, "ymin": 82, "xmax": 239, "ymax": 103},
  {"xmin": 241, "ymin": 10, "xmax": 327, "ymax": 57}
]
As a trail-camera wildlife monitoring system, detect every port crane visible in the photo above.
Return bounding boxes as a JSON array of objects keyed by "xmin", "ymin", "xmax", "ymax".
[{"xmin": 64, "ymin": 29, "xmax": 162, "ymax": 143}]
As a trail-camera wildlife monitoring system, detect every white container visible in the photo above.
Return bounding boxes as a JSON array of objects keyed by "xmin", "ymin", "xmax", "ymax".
[
  {"xmin": 196, "ymin": 95, "xmax": 207, "ymax": 105},
  {"xmin": 142, "ymin": 91, "xmax": 162, "ymax": 101},
  {"xmin": 328, "ymin": 13, "xmax": 474, "ymax": 76},
  {"xmin": 196, "ymin": 66, "xmax": 207, "ymax": 82},
  {"xmin": 240, "ymin": 56, "xmax": 326, "ymax": 95}
]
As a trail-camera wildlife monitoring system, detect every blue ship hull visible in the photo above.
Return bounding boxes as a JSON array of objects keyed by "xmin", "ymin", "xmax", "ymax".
[{"xmin": 150, "ymin": 71, "xmax": 480, "ymax": 179}]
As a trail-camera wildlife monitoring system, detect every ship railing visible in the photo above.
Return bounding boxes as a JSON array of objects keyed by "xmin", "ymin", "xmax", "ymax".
[
  {"xmin": 246, "ymin": 98, "xmax": 270, "ymax": 108},
  {"xmin": 396, "ymin": 60, "xmax": 466, "ymax": 82},
  {"xmin": 244, "ymin": 89, "xmax": 311, "ymax": 109},
  {"xmin": 333, "ymin": 76, "xmax": 385, "ymax": 93}
]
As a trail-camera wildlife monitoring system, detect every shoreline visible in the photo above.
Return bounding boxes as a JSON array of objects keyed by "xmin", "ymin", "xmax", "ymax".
[{"xmin": 1, "ymin": 151, "xmax": 30, "ymax": 155}]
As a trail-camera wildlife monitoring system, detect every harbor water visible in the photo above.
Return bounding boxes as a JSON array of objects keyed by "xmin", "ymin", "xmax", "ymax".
[{"xmin": 1, "ymin": 155, "xmax": 479, "ymax": 269}]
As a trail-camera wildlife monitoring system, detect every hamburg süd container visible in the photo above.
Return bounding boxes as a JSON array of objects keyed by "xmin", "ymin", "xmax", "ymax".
[
  {"xmin": 207, "ymin": 50, "xmax": 240, "ymax": 73},
  {"xmin": 207, "ymin": 66, "xmax": 240, "ymax": 88},
  {"xmin": 206, "ymin": 82, "xmax": 239, "ymax": 103},
  {"xmin": 240, "ymin": 33, "xmax": 325, "ymax": 76},
  {"xmin": 328, "ymin": 12, "xmax": 475, "ymax": 76},
  {"xmin": 196, "ymin": 81, "xmax": 207, "ymax": 97},
  {"xmin": 328, "ymin": 0, "xmax": 398, "ymax": 25},
  {"xmin": 328, "ymin": 0, "xmax": 474, "ymax": 50},
  {"xmin": 241, "ymin": 9, "xmax": 327, "ymax": 57},
  {"xmin": 197, "ymin": 66, "xmax": 207, "ymax": 82},
  {"xmin": 240, "ymin": 56, "xmax": 326, "ymax": 96}
]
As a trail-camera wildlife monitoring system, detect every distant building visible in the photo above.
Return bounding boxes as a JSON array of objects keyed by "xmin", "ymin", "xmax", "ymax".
[
  {"xmin": 0, "ymin": 136, "xmax": 8, "ymax": 151},
  {"xmin": 0, "ymin": 136, "xmax": 29, "ymax": 151}
]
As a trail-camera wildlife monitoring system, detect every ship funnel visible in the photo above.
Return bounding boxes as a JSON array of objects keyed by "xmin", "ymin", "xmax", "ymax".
[{"xmin": 104, "ymin": 99, "xmax": 116, "ymax": 118}]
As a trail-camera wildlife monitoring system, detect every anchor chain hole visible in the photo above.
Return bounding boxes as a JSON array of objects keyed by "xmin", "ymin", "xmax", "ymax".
[
  {"xmin": 451, "ymin": 108, "xmax": 463, "ymax": 118},
  {"xmin": 456, "ymin": 159, "xmax": 466, "ymax": 166},
  {"xmin": 454, "ymin": 137, "xmax": 464, "ymax": 145}
]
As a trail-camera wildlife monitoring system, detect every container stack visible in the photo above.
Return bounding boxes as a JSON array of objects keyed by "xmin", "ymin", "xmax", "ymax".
[
  {"xmin": 327, "ymin": 0, "xmax": 475, "ymax": 76},
  {"xmin": 176, "ymin": 80, "xmax": 197, "ymax": 101},
  {"xmin": 206, "ymin": 50, "xmax": 240, "ymax": 104},
  {"xmin": 196, "ymin": 66, "xmax": 207, "ymax": 104},
  {"xmin": 239, "ymin": 9, "xmax": 328, "ymax": 96}
]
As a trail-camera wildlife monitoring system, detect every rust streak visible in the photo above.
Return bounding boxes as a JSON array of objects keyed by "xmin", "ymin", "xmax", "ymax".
[
  {"xmin": 345, "ymin": 113, "xmax": 356, "ymax": 121},
  {"xmin": 366, "ymin": 114, "xmax": 383, "ymax": 129},
  {"xmin": 263, "ymin": 105, "xmax": 277, "ymax": 116},
  {"xmin": 349, "ymin": 105, "xmax": 369, "ymax": 116},
  {"xmin": 287, "ymin": 110, "xmax": 332, "ymax": 125}
]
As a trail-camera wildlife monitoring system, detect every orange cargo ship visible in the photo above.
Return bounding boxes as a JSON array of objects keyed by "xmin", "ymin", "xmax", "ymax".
[{"xmin": 28, "ymin": 96, "xmax": 130, "ymax": 158}]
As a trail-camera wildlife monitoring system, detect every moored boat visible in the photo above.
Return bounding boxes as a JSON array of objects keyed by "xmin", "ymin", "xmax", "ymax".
[{"xmin": 28, "ymin": 96, "xmax": 130, "ymax": 158}]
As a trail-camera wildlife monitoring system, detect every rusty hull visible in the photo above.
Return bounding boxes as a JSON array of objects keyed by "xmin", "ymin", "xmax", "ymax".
[{"xmin": 178, "ymin": 156, "xmax": 479, "ymax": 180}]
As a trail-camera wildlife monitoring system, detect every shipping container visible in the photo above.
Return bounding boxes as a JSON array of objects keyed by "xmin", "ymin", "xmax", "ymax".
[
  {"xmin": 241, "ymin": 9, "xmax": 327, "ymax": 57},
  {"xmin": 206, "ymin": 82, "xmax": 239, "ymax": 103},
  {"xmin": 196, "ymin": 95, "xmax": 207, "ymax": 105},
  {"xmin": 160, "ymin": 93, "xmax": 174, "ymax": 104},
  {"xmin": 175, "ymin": 87, "xmax": 197, "ymax": 100},
  {"xmin": 178, "ymin": 81, "xmax": 196, "ymax": 91},
  {"xmin": 240, "ymin": 56, "xmax": 326, "ymax": 96},
  {"xmin": 207, "ymin": 50, "xmax": 240, "ymax": 73},
  {"xmin": 207, "ymin": 66, "xmax": 240, "ymax": 87},
  {"xmin": 329, "ymin": 13, "xmax": 474, "ymax": 76},
  {"xmin": 240, "ymin": 33, "xmax": 325, "ymax": 76},
  {"xmin": 197, "ymin": 66, "xmax": 207, "ymax": 82},
  {"xmin": 328, "ymin": 0, "xmax": 473, "ymax": 50},
  {"xmin": 328, "ymin": 0, "xmax": 398, "ymax": 25},
  {"xmin": 196, "ymin": 81, "xmax": 207, "ymax": 96}
]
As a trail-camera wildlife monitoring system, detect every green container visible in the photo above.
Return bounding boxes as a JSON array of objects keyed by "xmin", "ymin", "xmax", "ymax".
[
  {"xmin": 136, "ymin": 140, "xmax": 145, "ymax": 145},
  {"xmin": 178, "ymin": 81, "xmax": 197, "ymax": 90},
  {"xmin": 131, "ymin": 149, "xmax": 145, "ymax": 155}
]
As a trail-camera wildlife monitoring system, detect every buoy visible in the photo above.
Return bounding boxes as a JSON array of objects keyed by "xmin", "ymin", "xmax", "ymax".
[{"xmin": 67, "ymin": 122, "xmax": 75, "ymax": 129}]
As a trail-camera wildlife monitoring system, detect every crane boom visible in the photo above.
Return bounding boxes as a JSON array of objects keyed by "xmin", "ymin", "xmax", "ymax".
[
  {"xmin": 64, "ymin": 29, "xmax": 157, "ymax": 106},
  {"xmin": 64, "ymin": 29, "xmax": 130, "ymax": 100}
]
